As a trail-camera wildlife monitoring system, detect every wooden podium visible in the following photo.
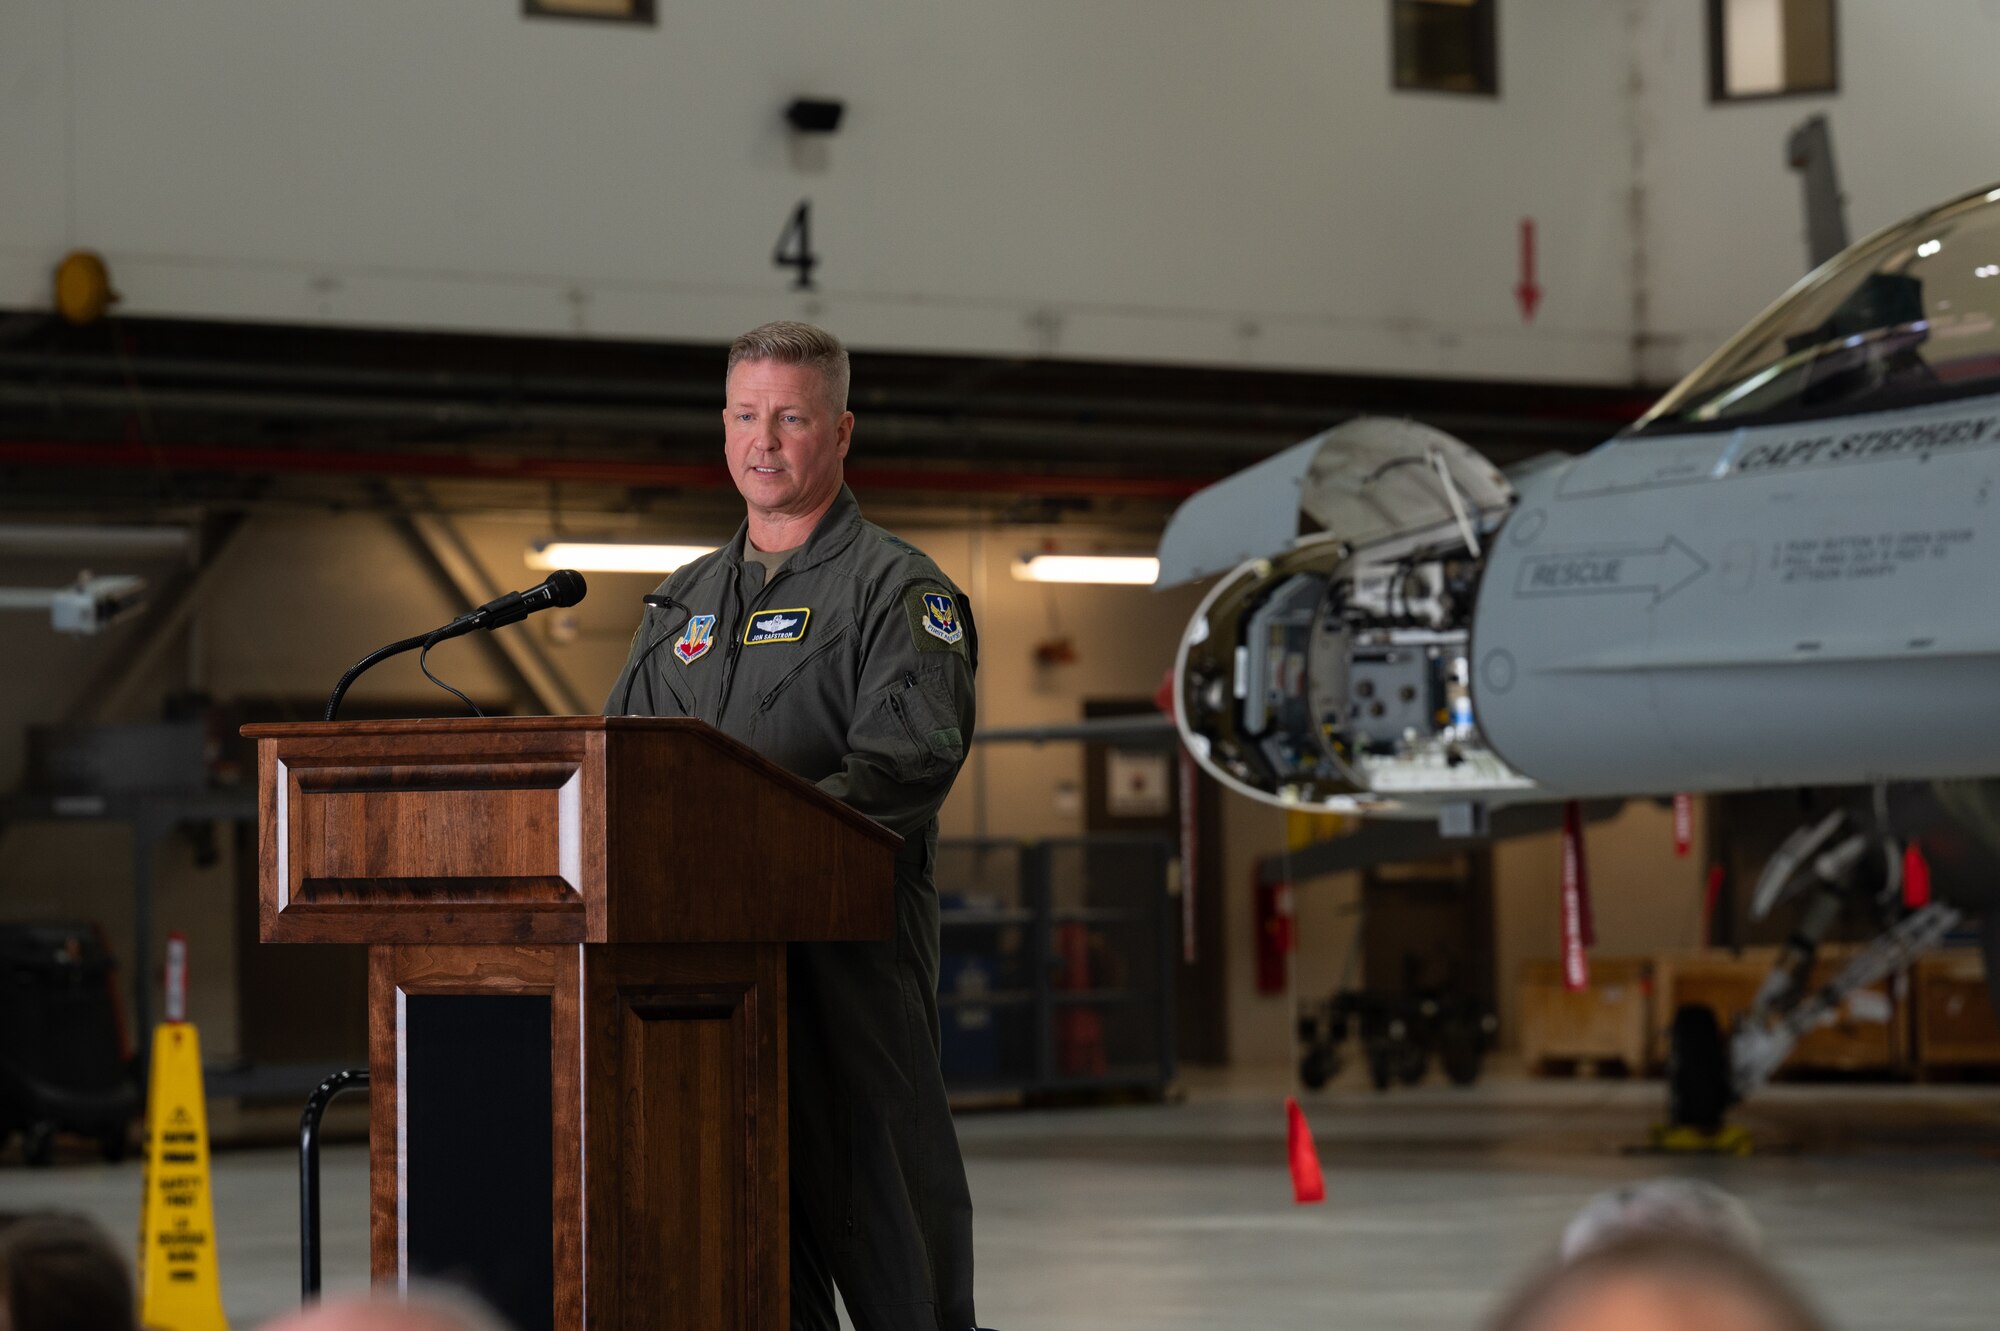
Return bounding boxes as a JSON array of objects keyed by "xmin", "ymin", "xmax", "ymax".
[{"xmin": 244, "ymin": 718, "xmax": 899, "ymax": 1331}]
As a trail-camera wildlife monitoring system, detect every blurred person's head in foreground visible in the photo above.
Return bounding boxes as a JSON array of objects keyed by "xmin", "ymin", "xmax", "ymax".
[
  {"xmin": 0, "ymin": 1212, "xmax": 136, "ymax": 1331},
  {"xmin": 1489, "ymin": 1232, "xmax": 1830, "ymax": 1331},
  {"xmin": 258, "ymin": 1288, "xmax": 509, "ymax": 1331},
  {"xmin": 1561, "ymin": 1178, "xmax": 1764, "ymax": 1262}
]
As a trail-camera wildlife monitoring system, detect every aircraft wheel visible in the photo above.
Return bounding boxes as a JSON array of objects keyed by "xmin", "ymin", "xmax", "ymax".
[
  {"xmin": 23, "ymin": 1120, "xmax": 56, "ymax": 1168},
  {"xmin": 1367, "ymin": 1046, "xmax": 1395, "ymax": 1092},
  {"xmin": 1439, "ymin": 1023, "xmax": 1485, "ymax": 1086},
  {"xmin": 1298, "ymin": 1046, "xmax": 1338, "ymax": 1091},
  {"xmin": 1394, "ymin": 1045, "xmax": 1428, "ymax": 1086},
  {"xmin": 1667, "ymin": 1003, "xmax": 1732, "ymax": 1133},
  {"xmin": 97, "ymin": 1122, "xmax": 131, "ymax": 1164}
]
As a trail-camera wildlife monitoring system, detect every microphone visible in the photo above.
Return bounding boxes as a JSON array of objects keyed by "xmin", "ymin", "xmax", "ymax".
[
  {"xmin": 322, "ymin": 570, "xmax": 589, "ymax": 721},
  {"xmin": 454, "ymin": 569, "xmax": 588, "ymax": 633}
]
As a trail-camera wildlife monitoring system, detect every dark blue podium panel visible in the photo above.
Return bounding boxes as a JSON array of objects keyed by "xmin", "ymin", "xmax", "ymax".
[{"xmin": 405, "ymin": 993, "xmax": 554, "ymax": 1331}]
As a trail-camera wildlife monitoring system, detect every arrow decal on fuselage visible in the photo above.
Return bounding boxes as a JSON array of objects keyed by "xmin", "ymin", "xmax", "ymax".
[{"xmin": 1513, "ymin": 537, "xmax": 1709, "ymax": 604}]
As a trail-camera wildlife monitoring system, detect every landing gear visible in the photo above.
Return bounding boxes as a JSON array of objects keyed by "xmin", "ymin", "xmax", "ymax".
[
  {"xmin": 1659, "ymin": 789, "xmax": 1970, "ymax": 1146},
  {"xmin": 1665, "ymin": 1004, "xmax": 1731, "ymax": 1134},
  {"xmin": 1652, "ymin": 1003, "xmax": 1754, "ymax": 1153}
]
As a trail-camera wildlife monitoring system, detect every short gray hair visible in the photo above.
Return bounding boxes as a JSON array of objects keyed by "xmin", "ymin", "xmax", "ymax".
[
  {"xmin": 1560, "ymin": 1179, "xmax": 1762, "ymax": 1262},
  {"xmin": 255, "ymin": 1284, "xmax": 513, "ymax": 1331},
  {"xmin": 1489, "ymin": 1234, "xmax": 1827, "ymax": 1331},
  {"xmin": 725, "ymin": 321, "xmax": 850, "ymax": 413}
]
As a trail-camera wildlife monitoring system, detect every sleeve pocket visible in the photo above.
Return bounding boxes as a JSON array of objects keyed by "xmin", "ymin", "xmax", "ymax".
[{"xmin": 884, "ymin": 674, "xmax": 964, "ymax": 782}]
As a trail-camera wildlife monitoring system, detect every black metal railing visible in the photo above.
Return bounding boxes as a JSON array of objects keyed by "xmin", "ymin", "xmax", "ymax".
[{"xmin": 299, "ymin": 1067, "xmax": 370, "ymax": 1302}]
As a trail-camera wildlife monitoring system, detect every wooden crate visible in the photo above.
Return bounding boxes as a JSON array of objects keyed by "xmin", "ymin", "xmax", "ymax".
[
  {"xmin": 1520, "ymin": 958, "xmax": 1652, "ymax": 1074},
  {"xmin": 1653, "ymin": 947, "xmax": 1905, "ymax": 1074},
  {"xmin": 1913, "ymin": 950, "xmax": 2000, "ymax": 1069}
]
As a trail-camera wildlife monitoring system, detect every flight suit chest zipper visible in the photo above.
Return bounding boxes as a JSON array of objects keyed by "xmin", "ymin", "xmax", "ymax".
[
  {"xmin": 758, "ymin": 627, "xmax": 851, "ymax": 710},
  {"xmin": 719, "ymin": 638, "xmax": 743, "ymax": 716},
  {"xmin": 716, "ymin": 562, "xmax": 798, "ymax": 720}
]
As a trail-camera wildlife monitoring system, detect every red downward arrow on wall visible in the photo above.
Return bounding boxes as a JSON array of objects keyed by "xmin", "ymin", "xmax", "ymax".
[{"xmin": 1516, "ymin": 217, "xmax": 1542, "ymax": 323}]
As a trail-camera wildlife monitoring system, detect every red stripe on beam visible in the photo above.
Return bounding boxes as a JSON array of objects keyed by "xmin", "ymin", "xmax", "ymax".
[{"xmin": 0, "ymin": 440, "xmax": 1209, "ymax": 500}]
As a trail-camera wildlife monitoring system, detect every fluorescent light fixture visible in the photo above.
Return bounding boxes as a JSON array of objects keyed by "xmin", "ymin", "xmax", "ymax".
[
  {"xmin": 1011, "ymin": 554, "xmax": 1160, "ymax": 585},
  {"xmin": 0, "ymin": 524, "xmax": 189, "ymax": 557},
  {"xmin": 527, "ymin": 540, "xmax": 713, "ymax": 573}
]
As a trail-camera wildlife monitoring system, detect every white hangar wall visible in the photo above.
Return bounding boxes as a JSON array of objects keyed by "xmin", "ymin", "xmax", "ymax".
[
  {"xmin": 1634, "ymin": 0, "xmax": 2000, "ymax": 381},
  {"xmin": 8, "ymin": 5, "xmax": 1995, "ymax": 388},
  {"xmin": 4, "ymin": 0, "xmax": 1636, "ymax": 383}
]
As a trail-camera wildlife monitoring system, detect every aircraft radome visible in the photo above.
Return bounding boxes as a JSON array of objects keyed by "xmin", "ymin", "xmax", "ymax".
[{"xmin": 1162, "ymin": 179, "xmax": 2000, "ymax": 831}]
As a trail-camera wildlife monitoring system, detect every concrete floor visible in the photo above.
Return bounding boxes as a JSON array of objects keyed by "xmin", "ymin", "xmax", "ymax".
[{"xmin": 7, "ymin": 1065, "xmax": 2000, "ymax": 1329}]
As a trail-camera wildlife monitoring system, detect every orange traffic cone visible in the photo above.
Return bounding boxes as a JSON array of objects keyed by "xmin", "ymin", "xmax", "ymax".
[{"xmin": 1285, "ymin": 1096, "xmax": 1325, "ymax": 1205}]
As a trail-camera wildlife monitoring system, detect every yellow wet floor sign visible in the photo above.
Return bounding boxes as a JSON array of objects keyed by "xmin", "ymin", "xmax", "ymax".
[{"xmin": 137, "ymin": 1021, "xmax": 229, "ymax": 1330}]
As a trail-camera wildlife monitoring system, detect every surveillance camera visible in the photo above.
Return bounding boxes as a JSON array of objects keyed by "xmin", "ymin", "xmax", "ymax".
[
  {"xmin": 784, "ymin": 98, "xmax": 845, "ymax": 134},
  {"xmin": 50, "ymin": 574, "xmax": 147, "ymax": 634}
]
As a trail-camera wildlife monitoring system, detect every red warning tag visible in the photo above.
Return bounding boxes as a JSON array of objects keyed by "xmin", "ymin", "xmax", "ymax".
[
  {"xmin": 1702, "ymin": 864, "xmax": 1726, "ymax": 948},
  {"xmin": 1902, "ymin": 842, "xmax": 1932, "ymax": 909},
  {"xmin": 1561, "ymin": 801, "xmax": 1592, "ymax": 991}
]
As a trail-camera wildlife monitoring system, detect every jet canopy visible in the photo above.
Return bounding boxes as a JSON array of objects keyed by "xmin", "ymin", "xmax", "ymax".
[{"xmin": 1638, "ymin": 181, "xmax": 2000, "ymax": 431}]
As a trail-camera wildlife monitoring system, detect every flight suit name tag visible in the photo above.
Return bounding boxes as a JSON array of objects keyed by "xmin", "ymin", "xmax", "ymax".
[{"xmin": 745, "ymin": 607, "xmax": 811, "ymax": 645}]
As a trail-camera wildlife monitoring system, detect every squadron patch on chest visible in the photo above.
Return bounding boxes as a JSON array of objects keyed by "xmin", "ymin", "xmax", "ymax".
[
  {"xmin": 674, "ymin": 614, "xmax": 717, "ymax": 664},
  {"xmin": 744, "ymin": 607, "xmax": 811, "ymax": 645}
]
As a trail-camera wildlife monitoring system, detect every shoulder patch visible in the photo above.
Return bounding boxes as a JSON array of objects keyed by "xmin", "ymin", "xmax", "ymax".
[
  {"xmin": 904, "ymin": 586, "xmax": 968, "ymax": 653},
  {"xmin": 674, "ymin": 614, "xmax": 717, "ymax": 664}
]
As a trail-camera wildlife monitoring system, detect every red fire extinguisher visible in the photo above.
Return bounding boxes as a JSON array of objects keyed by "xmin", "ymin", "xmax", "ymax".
[{"xmin": 1255, "ymin": 876, "xmax": 1295, "ymax": 995}]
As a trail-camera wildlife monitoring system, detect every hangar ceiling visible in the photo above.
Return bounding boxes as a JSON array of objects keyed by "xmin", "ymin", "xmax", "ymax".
[{"xmin": 0, "ymin": 314, "xmax": 1653, "ymax": 529}]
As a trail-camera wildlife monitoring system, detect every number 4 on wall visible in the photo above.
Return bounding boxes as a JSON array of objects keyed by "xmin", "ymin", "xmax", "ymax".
[{"xmin": 773, "ymin": 200, "xmax": 819, "ymax": 291}]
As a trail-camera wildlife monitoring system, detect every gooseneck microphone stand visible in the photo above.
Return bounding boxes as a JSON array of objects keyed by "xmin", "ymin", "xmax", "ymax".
[
  {"xmin": 324, "ymin": 627, "xmax": 454, "ymax": 719},
  {"xmin": 323, "ymin": 569, "xmax": 586, "ymax": 721}
]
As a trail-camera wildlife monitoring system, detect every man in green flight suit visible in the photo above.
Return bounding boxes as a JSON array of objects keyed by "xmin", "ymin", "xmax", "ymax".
[{"xmin": 606, "ymin": 322, "xmax": 980, "ymax": 1331}]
